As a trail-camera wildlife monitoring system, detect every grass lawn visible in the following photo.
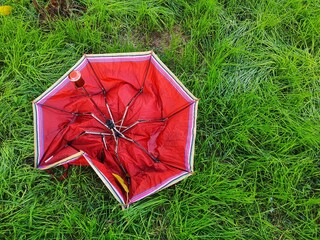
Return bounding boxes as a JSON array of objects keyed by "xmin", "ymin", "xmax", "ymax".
[{"xmin": 1, "ymin": 0, "xmax": 319, "ymax": 239}]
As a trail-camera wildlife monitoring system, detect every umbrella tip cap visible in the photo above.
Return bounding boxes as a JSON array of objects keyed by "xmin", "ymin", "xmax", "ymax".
[
  {"xmin": 69, "ymin": 70, "xmax": 81, "ymax": 82},
  {"xmin": 69, "ymin": 70, "xmax": 85, "ymax": 87}
]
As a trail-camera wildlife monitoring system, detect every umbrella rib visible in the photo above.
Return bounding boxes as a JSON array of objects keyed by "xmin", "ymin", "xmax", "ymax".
[
  {"xmin": 38, "ymin": 104, "xmax": 76, "ymax": 115},
  {"xmin": 105, "ymin": 96, "xmax": 116, "ymax": 124},
  {"xmin": 121, "ymin": 118, "xmax": 167, "ymax": 133},
  {"xmin": 120, "ymin": 102, "xmax": 195, "ymax": 134},
  {"xmin": 114, "ymin": 136, "xmax": 131, "ymax": 187},
  {"xmin": 86, "ymin": 59, "xmax": 117, "ymax": 124},
  {"xmin": 68, "ymin": 143, "xmax": 81, "ymax": 153},
  {"xmin": 120, "ymin": 135, "xmax": 159, "ymax": 163},
  {"xmin": 86, "ymin": 59, "xmax": 106, "ymax": 91},
  {"xmin": 66, "ymin": 131, "xmax": 112, "ymax": 149},
  {"xmin": 40, "ymin": 115, "xmax": 78, "ymax": 164},
  {"xmin": 76, "ymin": 112, "xmax": 110, "ymax": 131},
  {"xmin": 141, "ymin": 55, "xmax": 152, "ymax": 89},
  {"xmin": 81, "ymin": 87, "xmax": 109, "ymax": 121},
  {"xmin": 118, "ymin": 89, "xmax": 142, "ymax": 131},
  {"xmin": 66, "ymin": 131, "xmax": 87, "ymax": 145},
  {"xmin": 102, "ymin": 136, "xmax": 108, "ymax": 150},
  {"xmin": 118, "ymin": 58, "xmax": 152, "ymax": 131},
  {"xmin": 43, "ymin": 131, "xmax": 85, "ymax": 163},
  {"xmin": 166, "ymin": 101, "xmax": 196, "ymax": 119},
  {"xmin": 85, "ymin": 131, "xmax": 112, "ymax": 136}
]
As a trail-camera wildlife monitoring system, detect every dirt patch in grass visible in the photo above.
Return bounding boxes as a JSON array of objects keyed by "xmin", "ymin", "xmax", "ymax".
[
  {"xmin": 132, "ymin": 25, "xmax": 188, "ymax": 54},
  {"xmin": 33, "ymin": 0, "xmax": 86, "ymax": 21}
]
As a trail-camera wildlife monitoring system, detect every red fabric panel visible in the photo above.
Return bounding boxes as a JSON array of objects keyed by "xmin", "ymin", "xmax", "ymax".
[
  {"xmin": 117, "ymin": 139, "xmax": 184, "ymax": 198},
  {"xmin": 154, "ymin": 107, "xmax": 191, "ymax": 170},
  {"xmin": 90, "ymin": 60, "xmax": 150, "ymax": 121},
  {"xmin": 90, "ymin": 60, "xmax": 150, "ymax": 91},
  {"xmin": 117, "ymin": 61, "xmax": 192, "ymax": 129},
  {"xmin": 143, "ymin": 62, "xmax": 190, "ymax": 117},
  {"xmin": 124, "ymin": 105, "xmax": 191, "ymax": 171}
]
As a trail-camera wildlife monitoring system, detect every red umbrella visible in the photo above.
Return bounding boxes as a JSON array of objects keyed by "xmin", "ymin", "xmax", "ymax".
[{"xmin": 33, "ymin": 51, "xmax": 198, "ymax": 207}]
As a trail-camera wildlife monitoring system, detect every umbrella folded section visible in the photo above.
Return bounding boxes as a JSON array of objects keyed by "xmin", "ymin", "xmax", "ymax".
[
  {"xmin": 84, "ymin": 153, "xmax": 192, "ymax": 205},
  {"xmin": 33, "ymin": 51, "xmax": 198, "ymax": 207}
]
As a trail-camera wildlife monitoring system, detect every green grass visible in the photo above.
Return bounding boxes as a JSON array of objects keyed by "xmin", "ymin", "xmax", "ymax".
[{"xmin": 1, "ymin": 0, "xmax": 319, "ymax": 239}]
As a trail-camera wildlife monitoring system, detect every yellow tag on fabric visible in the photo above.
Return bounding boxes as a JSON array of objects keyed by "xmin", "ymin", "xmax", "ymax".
[
  {"xmin": 112, "ymin": 173, "xmax": 129, "ymax": 193},
  {"xmin": 0, "ymin": 6, "xmax": 13, "ymax": 16}
]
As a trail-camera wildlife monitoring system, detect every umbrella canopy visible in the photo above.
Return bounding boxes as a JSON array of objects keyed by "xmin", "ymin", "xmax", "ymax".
[{"xmin": 33, "ymin": 51, "xmax": 198, "ymax": 207}]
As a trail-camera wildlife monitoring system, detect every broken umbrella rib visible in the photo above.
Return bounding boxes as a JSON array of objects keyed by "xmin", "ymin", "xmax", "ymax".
[
  {"xmin": 67, "ymin": 143, "xmax": 83, "ymax": 155},
  {"xmin": 66, "ymin": 130, "xmax": 113, "ymax": 146}
]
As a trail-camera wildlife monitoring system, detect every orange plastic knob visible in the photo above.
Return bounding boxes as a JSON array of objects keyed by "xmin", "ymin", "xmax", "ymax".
[{"xmin": 69, "ymin": 70, "xmax": 85, "ymax": 88}]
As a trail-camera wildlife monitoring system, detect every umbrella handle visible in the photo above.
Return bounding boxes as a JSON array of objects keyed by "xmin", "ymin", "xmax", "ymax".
[{"xmin": 46, "ymin": 164, "xmax": 70, "ymax": 181}]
